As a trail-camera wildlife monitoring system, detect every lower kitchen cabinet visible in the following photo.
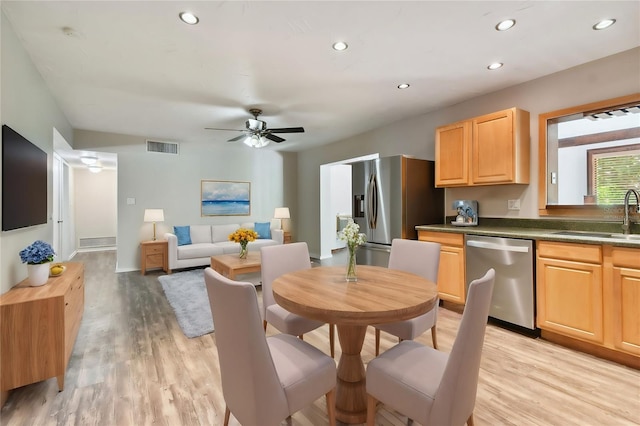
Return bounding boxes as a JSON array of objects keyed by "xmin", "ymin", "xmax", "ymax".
[
  {"xmin": 536, "ymin": 241, "xmax": 603, "ymax": 343},
  {"xmin": 418, "ymin": 231, "xmax": 466, "ymax": 304},
  {"xmin": 604, "ymin": 246, "xmax": 640, "ymax": 356}
]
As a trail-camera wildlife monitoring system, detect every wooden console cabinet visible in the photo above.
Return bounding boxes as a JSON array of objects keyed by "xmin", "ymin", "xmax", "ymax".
[{"xmin": 0, "ymin": 262, "xmax": 84, "ymax": 392}]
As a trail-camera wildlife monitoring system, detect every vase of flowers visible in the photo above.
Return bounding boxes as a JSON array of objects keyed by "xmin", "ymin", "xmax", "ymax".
[
  {"xmin": 228, "ymin": 228, "xmax": 259, "ymax": 259},
  {"xmin": 19, "ymin": 240, "xmax": 55, "ymax": 286},
  {"xmin": 338, "ymin": 219, "xmax": 367, "ymax": 282}
]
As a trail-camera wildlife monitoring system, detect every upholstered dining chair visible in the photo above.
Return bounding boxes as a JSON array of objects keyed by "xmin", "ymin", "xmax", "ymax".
[
  {"xmin": 366, "ymin": 268, "xmax": 496, "ymax": 426},
  {"xmin": 374, "ymin": 238, "xmax": 441, "ymax": 356},
  {"xmin": 204, "ymin": 267, "xmax": 337, "ymax": 426},
  {"xmin": 261, "ymin": 242, "xmax": 335, "ymax": 357}
]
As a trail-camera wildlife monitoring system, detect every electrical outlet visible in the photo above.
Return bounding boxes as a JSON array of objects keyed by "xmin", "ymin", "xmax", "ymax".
[{"xmin": 508, "ymin": 199, "xmax": 520, "ymax": 210}]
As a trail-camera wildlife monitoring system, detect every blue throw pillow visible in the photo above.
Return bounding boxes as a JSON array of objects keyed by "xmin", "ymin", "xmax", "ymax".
[
  {"xmin": 174, "ymin": 226, "xmax": 192, "ymax": 246},
  {"xmin": 254, "ymin": 222, "xmax": 271, "ymax": 239}
]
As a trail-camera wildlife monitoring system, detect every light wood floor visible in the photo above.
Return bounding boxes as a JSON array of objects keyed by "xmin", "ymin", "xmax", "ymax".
[{"xmin": 1, "ymin": 250, "xmax": 638, "ymax": 425}]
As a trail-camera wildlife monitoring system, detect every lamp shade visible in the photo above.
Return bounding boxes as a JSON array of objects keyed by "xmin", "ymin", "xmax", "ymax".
[
  {"xmin": 144, "ymin": 209, "xmax": 165, "ymax": 222},
  {"xmin": 274, "ymin": 207, "xmax": 290, "ymax": 219}
]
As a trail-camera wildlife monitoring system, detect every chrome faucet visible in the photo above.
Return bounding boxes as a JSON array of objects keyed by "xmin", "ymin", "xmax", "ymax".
[{"xmin": 622, "ymin": 189, "xmax": 640, "ymax": 234}]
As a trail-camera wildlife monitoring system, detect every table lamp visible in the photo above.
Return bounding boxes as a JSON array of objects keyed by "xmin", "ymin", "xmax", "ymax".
[
  {"xmin": 274, "ymin": 207, "xmax": 290, "ymax": 232},
  {"xmin": 144, "ymin": 208, "xmax": 164, "ymax": 241}
]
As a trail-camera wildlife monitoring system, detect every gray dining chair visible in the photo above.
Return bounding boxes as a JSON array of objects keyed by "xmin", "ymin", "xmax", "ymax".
[
  {"xmin": 204, "ymin": 267, "xmax": 337, "ymax": 426},
  {"xmin": 261, "ymin": 242, "xmax": 335, "ymax": 357},
  {"xmin": 374, "ymin": 238, "xmax": 441, "ymax": 356},
  {"xmin": 366, "ymin": 268, "xmax": 495, "ymax": 426}
]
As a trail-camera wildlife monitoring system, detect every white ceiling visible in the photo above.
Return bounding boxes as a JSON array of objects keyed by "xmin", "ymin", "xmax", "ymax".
[{"xmin": 3, "ymin": 1, "xmax": 639, "ymax": 168}]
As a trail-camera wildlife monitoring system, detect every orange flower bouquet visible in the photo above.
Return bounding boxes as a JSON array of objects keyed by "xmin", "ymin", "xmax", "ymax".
[{"xmin": 228, "ymin": 228, "xmax": 259, "ymax": 258}]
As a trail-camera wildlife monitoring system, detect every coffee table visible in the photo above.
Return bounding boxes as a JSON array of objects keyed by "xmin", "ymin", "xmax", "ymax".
[{"xmin": 210, "ymin": 251, "xmax": 261, "ymax": 280}]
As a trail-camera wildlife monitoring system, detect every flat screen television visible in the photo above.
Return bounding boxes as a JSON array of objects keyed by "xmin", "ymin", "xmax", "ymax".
[{"xmin": 2, "ymin": 124, "xmax": 48, "ymax": 231}]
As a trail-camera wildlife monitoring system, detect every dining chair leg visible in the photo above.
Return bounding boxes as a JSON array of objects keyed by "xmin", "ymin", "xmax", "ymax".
[
  {"xmin": 407, "ymin": 419, "xmax": 414, "ymax": 426},
  {"xmin": 263, "ymin": 320, "xmax": 267, "ymax": 332},
  {"xmin": 366, "ymin": 394, "xmax": 378, "ymax": 426},
  {"xmin": 329, "ymin": 323, "xmax": 335, "ymax": 358},
  {"xmin": 298, "ymin": 334, "xmax": 304, "ymax": 340},
  {"xmin": 431, "ymin": 325, "xmax": 438, "ymax": 349},
  {"xmin": 375, "ymin": 328, "xmax": 381, "ymax": 356},
  {"xmin": 326, "ymin": 388, "xmax": 336, "ymax": 426},
  {"xmin": 223, "ymin": 406, "xmax": 230, "ymax": 426},
  {"xmin": 286, "ymin": 416, "xmax": 293, "ymax": 425},
  {"xmin": 467, "ymin": 413, "xmax": 475, "ymax": 426}
]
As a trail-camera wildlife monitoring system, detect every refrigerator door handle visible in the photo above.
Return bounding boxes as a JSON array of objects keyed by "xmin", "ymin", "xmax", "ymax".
[{"xmin": 368, "ymin": 173, "xmax": 378, "ymax": 229}]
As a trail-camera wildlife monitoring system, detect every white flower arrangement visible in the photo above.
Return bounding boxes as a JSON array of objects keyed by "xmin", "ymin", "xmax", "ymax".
[{"xmin": 338, "ymin": 219, "xmax": 367, "ymax": 249}]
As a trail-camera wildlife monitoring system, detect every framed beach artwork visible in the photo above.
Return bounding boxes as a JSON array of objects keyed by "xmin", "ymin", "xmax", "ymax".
[{"xmin": 201, "ymin": 180, "xmax": 251, "ymax": 216}]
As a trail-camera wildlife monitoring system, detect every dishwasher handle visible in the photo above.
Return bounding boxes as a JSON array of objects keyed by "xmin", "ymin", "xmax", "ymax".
[{"xmin": 466, "ymin": 240, "xmax": 530, "ymax": 253}]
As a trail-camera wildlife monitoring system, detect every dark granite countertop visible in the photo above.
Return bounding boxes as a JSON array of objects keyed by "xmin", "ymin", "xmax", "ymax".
[{"xmin": 416, "ymin": 218, "xmax": 640, "ymax": 248}]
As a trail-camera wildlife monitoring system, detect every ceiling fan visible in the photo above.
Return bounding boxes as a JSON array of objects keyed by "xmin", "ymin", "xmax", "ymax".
[{"xmin": 205, "ymin": 108, "xmax": 305, "ymax": 148}]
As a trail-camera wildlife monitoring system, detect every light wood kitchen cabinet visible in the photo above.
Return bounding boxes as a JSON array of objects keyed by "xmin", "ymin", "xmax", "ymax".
[
  {"xmin": 604, "ymin": 246, "xmax": 640, "ymax": 356},
  {"xmin": 434, "ymin": 120, "xmax": 470, "ymax": 186},
  {"xmin": 0, "ymin": 262, "xmax": 84, "ymax": 392},
  {"xmin": 418, "ymin": 231, "xmax": 466, "ymax": 304},
  {"xmin": 435, "ymin": 107, "xmax": 530, "ymax": 187},
  {"xmin": 536, "ymin": 241, "xmax": 603, "ymax": 343}
]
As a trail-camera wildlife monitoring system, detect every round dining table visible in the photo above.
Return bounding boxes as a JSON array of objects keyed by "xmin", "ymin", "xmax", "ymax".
[{"xmin": 272, "ymin": 265, "xmax": 438, "ymax": 424}]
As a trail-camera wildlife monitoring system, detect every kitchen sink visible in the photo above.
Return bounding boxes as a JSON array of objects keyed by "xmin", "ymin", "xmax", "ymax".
[
  {"xmin": 607, "ymin": 233, "xmax": 640, "ymax": 241},
  {"xmin": 552, "ymin": 231, "xmax": 640, "ymax": 240},
  {"xmin": 552, "ymin": 231, "xmax": 611, "ymax": 238}
]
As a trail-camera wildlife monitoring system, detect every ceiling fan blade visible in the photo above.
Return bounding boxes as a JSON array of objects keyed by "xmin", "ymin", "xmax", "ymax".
[
  {"xmin": 267, "ymin": 127, "xmax": 305, "ymax": 134},
  {"xmin": 227, "ymin": 134, "xmax": 248, "ymax": 142},
  {"xmin": 265, "ymin": 133, "xmax": 285, "ymax": 143},
  {"xmin": 205, "ymin": 127, "xmax": 245, "ymax": 132}
]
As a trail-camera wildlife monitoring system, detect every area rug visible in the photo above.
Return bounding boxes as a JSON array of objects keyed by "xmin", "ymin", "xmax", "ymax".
[{"xmin": 158, "ymin": 269, "xmax": 261, "ymax": 338}]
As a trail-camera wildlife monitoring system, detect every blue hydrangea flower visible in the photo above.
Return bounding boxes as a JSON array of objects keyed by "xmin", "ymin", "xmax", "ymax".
[{"xmin": 19, "ymin": 240, "xmax": 55, "ymax": 264}]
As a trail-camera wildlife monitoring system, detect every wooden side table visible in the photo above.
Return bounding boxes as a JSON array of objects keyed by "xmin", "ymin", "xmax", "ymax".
[
  {"xmin": 141, "ymin": 240, "xmax": 170, "ymax": 275},
  {"xmin": 283, "ymin": 231, "xmax": 292, "ymax": 244}
]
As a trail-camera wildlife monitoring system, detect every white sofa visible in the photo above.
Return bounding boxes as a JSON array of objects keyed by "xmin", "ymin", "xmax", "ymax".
[{"xmin": 164, "ymin": 222, "xmax": 284, "ymax": 271}]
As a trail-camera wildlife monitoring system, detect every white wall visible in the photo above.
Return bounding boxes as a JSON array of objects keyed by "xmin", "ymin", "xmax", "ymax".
[
  {"xmin": 73, "ymin": 129, "xmax": 297, "ymax": 272},
  {"xmin": 297, "ymin": 47, "xmax": 640, "ymax": 258},
  {"xmin": 329, "ymin": 164, "xmax": 352, "ymax": 251},
  {"xmin": 1, "ymin": 13, "xmax": 74, "ymax": 294},
  {"xmin": 74, "ymin": 168, "xmax": 117, "ymax": 248}
]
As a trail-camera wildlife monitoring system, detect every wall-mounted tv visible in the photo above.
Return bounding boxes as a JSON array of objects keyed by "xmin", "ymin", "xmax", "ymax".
[{"xmin": 2, "ymin": 124, "xmax": 48, "ymax": 231}]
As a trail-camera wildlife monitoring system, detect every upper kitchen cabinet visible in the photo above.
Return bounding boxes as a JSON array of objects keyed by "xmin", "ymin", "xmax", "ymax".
[{"xmin": 435, "ymin": 107, "xmax": 530, "ymax": 187}]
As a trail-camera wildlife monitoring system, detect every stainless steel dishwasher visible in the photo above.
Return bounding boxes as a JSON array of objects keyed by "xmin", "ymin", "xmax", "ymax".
[{"xmin": 465, "ymin": 235, "xmax": 536, "ymax": 331}]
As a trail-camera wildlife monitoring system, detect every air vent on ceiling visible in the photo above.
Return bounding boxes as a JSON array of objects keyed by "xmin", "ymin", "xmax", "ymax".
[{"xmin": 146, "ymin": 140, "xmax": 179, "ymax": 154}]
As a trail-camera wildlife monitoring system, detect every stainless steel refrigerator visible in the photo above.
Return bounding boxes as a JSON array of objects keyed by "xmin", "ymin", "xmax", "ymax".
[{"xmin": 352, "ymin": 155, "xmax": 444, "ymax": 267}]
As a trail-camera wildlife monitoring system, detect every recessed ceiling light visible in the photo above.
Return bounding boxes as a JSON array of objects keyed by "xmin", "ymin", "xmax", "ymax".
[
  {"xmin": 332, "ymin": 41, "xmax": 348, "ymax": 51},
  {"xmin": 487, "ymin": 62, "xmax": 504, "ymax": 70},
  {"xmin": 593, "ymin": 19, "xmax": 616, "ymax": 30},
  {"xmin": 179, "ymin": 11, "xmax": 199, "ymax": 25},
  {"xmin": 88, "ymin": 165, "xmax": 103, "ymax": 173},
  {"xmin": 495, "ymin": 19, "xmax": 516, "ymax": 31},
  {"xmin": 80, "ymin": 155, "xmax": 98, "ymax": 165},
  {"xmin": 397, "ymin": 83, "xmax": 410, "ymax": 89}
]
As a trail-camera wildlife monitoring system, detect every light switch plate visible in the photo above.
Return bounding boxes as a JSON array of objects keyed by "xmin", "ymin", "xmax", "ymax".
[
  {"xmin": 127, "ymin": 198, "xmax": 135, "ymax": 205},
  {"xmin": 508, "ymin": 199, "xmax": 520, "ymax": 210}
]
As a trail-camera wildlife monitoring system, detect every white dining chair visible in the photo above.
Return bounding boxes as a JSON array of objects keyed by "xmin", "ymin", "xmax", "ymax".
[
  {"xmin": 204, "ymin": 267, "xmax": 337, "ymax": 426},
  {"xmin": 374, "ymin": 238, "xmax": 441, "ymax": 356},
  {"xmin": 366, "ymin": 268, "xmax": 495, "ymax": 426},
  {"xmin": 261, "ymin": 242, "xmax": 335, "ymax": 357}
]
